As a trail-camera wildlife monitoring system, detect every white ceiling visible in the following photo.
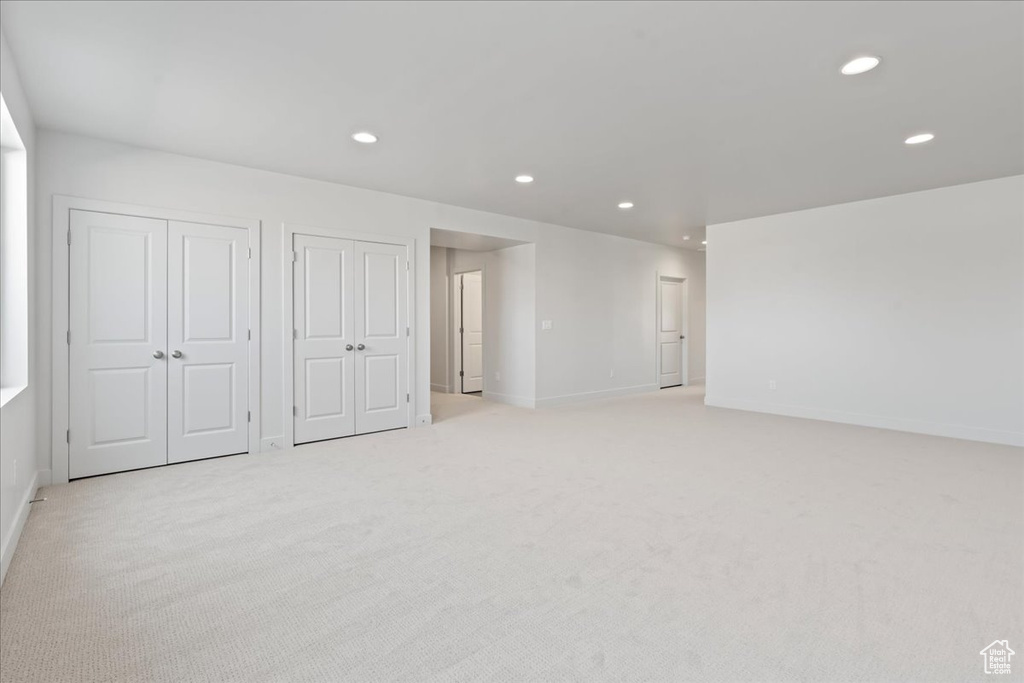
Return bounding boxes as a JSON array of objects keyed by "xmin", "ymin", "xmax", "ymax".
[{"xmin": 2, "ymin": 1, "xmax": 1021, "ymax": 248}]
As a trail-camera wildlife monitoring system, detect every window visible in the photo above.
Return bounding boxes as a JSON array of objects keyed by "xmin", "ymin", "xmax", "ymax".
[{"xmin": 0, "ymin": 93, "xmax": 28, "ymax": 407}]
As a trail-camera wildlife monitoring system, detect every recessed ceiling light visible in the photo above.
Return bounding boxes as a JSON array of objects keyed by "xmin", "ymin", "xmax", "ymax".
[
  {"xmin": 841, "ymin": 56, "xmax": 880, "ymax": 75},
  {"xmin": 352, "ymin": 131, "xmax": 378, "ymax": 144},
  {"xmin": 701, "ymin": 240, "xmax": 707, "ymax": 245},
  {"xmin": 682, "ymin": 236, "xmax": 691, "ymax": 241},
  {"xmin": 617, "ymin": 201, "xmax": 634, "ymax": 209},
  {"xmin": 905, "ymin": 133, "xmax": 935, "ymax": 145},
  {"xmin": 515, "ymin": 175, "xmax": 534, "ymax": 184}
]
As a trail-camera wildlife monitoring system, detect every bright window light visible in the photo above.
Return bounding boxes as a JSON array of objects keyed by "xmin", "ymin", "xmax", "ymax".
[{"xmin": 0, "ymin": 94, "xmax": 29, "ymax": 407}]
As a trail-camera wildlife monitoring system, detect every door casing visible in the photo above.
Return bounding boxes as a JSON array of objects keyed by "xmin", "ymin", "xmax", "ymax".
[
  {"xmin": 282, "ymin": 222, "xmax": 417, "ymax": 449},
  {"xmin": 51, "ymin": 195, "xmax": 262, "ymax": 485}
]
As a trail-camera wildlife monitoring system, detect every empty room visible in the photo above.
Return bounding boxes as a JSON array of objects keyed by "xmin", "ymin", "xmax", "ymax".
[{"xmin": 0, "ymin": 2, "xmax": 1021, "ymax": 682}]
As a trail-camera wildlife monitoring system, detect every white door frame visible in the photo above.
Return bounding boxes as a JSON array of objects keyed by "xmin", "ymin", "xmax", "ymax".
[
  {"xmin": 450, "ymin": 266, "xmax": 485, "ymax": 394},
  {"xmin": 51, "ymin": 195, "xmax": 262, "ymax": 484},
  {"xmin": 281, "ymin": 223, "xmax": 417, "ymax": 448},
  {"xmin": 655, "ymin": 272, "xmax": 689, "ymax": 387}
]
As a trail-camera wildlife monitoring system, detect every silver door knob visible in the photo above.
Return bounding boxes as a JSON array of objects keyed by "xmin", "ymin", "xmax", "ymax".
[
  {"xmin": 153, "ymin": 350, "xmax": 164, "ymax": 359},
  {"xmin": 345, "ymin": 344, "xmax": 354, "ymax": 351},
  {"xmin": 356, "ymin": 344, "xmax": 366, "ymax": 351},
  {"xmin": 171, "ymin": 350, "xmax": 183, "ymax": 359}
]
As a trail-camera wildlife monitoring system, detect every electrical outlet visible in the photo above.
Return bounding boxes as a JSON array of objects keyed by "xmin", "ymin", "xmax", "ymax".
[
  {"xmin": 416, "ymin": 415, "xmax": 432, "ymax": 426},
  {"xmin": 769, "ymin": 379, "xmax": 777, "ymax": 390},
  {"xmin": 541, "ymin": 320, "xmax": 552, "ymax": 330},
  {"xmin": 609, "ymin": 369, "xmax": 615, "ymax": 378}
]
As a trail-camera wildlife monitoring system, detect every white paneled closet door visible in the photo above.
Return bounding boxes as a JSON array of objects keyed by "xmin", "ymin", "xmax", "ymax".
[
  {"xmin": 69, "ymin": 210, "xmax": 168, "ymax": 479},
  {"xmin": 167, "ymin": 221, "xmax": 250, "ymax": 463},
  {"xmin": 293, "ymin": 235, "xmax": 357, "ymax": 444},
  {"xmin": 354, "ymin": 241, "xmax": 409, "ymax": 434},
  {"xmin": 293, "ymin": 235, "xmax": 409, "ymax": 444}
]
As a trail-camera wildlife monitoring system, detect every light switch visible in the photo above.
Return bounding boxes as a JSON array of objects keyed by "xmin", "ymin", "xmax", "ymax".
[{"xmin": 541, "ymin": 320, "xmax": 553, "ymax": 330}]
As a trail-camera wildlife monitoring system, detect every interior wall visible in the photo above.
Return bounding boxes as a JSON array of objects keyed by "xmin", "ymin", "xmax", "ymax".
[
  {"xmin": 35, "ymin": 130, "xmax": 706, "ymax": 467},
  {"xmin": 0, "ymin": 29, "xmax": 39, "ymax": 583},
  {"xmin": 535, "ymin": 231, "xmax": 706, "ymax": 406},
  {"xmin": 706, "ymin": 175, "xmax": 1024, "ymax": 446},
  {"xmin": 429, "ymin": 246, "xmax": 449, "ymax": 392}
]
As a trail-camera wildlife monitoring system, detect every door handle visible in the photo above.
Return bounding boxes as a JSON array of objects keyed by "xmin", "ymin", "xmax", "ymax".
[
  {"xmin": 679, "ymin": 335, "xmax": 685, "ymax": 340},
  {"xmin": 153, "ymin": 350, "xmax": 165, "ymax": 359},
  {"xmin": 356, "ymin": 344, "xmax": 366, "ymax": 351},
  {"xmin": 345, "ymin": 344, "xmax": 354, "ymax": 351},
  {"xmin": 171, "ymin": 350, "xmax": 183, "ymax": 359}
]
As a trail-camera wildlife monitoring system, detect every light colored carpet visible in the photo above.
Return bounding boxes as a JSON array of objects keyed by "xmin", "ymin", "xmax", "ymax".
[{"xmin": 1, "ymin": 387, "xmax": 1021, "ymax": 682}]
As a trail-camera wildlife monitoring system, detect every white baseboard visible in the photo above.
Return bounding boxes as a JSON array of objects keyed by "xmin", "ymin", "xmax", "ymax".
[
  {"xmin": 535, "ymin": 383, "xmax": 657, "ymax": 409},
  {"xmin": 416, "ymin": 414, "xmax": 433, "ymax": 426},
  {"xmin": 482, "ymin": 391, "xmax": 536, "ymax": 409},
  {"xmin": 37, "ymin": 469, "xmax": 52, "ymax": 487},
  {"xmin": 705, "ymin": 395, "xmax": 1024, "ymax": 447},
  {"xmin": 430, "ymin": 383, "xmax": 449, "ymax": 393},
  {"xmin": 688, "ymin": 376, "xmax": 705, "ymax": 384},
  {"xmin": 1, "ymin": 470, "xmax": 39, "ymax": 585}
]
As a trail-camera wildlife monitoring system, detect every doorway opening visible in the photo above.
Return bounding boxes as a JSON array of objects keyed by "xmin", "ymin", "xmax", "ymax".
[{"xmin": 428, "ymin": 228, "xmax": 535, "ymax": 421}]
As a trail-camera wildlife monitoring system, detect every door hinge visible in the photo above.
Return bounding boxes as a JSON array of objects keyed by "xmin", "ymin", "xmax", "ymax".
[
  {"xmin": 247, "ymin": 247, "xmax": 252, "ymax": 259},
  {"xmin": 248, "ymin": 329, "xmax": 251, "ymax": 341},
  {"xmin": 406, "ymin": 326, "xmax": 410, "ymax": 337},
  {"xmin": 459, "ymin": 327, "xmax": 464, "ymax": 334},
  {"xmin": 293, "ymin": 406, "xmax": 298, "ymax": 417},
  {"xmin": 406, "ymin": 261, "xmax": 410, "ymax": 271},
  {"xmin": 292, "ymin": 251, "xmax": 298, "ymax": 263},
  {"xmin": 293, "ymin": 329, "xmax": 298, "ymax": 339},
  {"xmin": 406, "ymin": 393, "xmax": 410, "ymax": 403},
  {"xmin": 66, "ymin": 429, "xmax": 70, "ymax": 443},
  {"xmin": 247, "ymin": 410, "xmax": 251, "ymax": 422},
  {"xmin": 66, "ymin": 330, "xmax": 70, "ymax": 345},
  {"xmin": 67, "ymin": 230, "xmax": 71, "ymax": 246},
  {"xmin": 459, "ymin": 370, "xmax": 464, "ymax": 377}
]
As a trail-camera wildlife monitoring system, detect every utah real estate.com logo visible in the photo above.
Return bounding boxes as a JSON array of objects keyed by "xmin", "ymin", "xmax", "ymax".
[{"xmin": 980, "ymin": 640, "xmax": 1014, "ymax": 675}]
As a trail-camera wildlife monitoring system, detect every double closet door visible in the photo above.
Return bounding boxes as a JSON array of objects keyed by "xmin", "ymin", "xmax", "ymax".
[
  {"xmin": 293, "ymin": 234, "xmax": 409, "ymax": 444},
  {"xmin": 69, "ymin": 210, "xmax": 250, "ymax": 479}
]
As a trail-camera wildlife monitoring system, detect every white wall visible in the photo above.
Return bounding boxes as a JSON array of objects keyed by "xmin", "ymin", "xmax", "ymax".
[
  {"xmin": 484, "ymin": 244, "xmax": 537, "ymax": 406},
  {"xmin": 706, "ymin": 176, "xmax": 1024, "ymax": 446},
  {"xmin": 36, "ymin": 130, "xmax": 706, "ymax": 474},
  {"xmin": 429, "ymin": 246, "xmax": 449, "ymax": 392},
  {"xmin": 0, "ymin": 29, "xmax": 39, "ymax": 584},
  {"xmin": 535, "ymin": 230, "xmax": 706, "ymax": 406}
]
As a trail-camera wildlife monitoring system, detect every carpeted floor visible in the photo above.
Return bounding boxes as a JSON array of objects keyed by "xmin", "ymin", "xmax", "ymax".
[{"xmin": 0, "ymin": 387, "xmax": 1021, "ymax": 682}]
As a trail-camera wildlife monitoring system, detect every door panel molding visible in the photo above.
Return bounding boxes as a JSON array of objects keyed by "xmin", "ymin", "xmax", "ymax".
[
  {"xmin": 282, "ymin": 223, "xmax": 417, "ymax": 448},
  {"xmin": 293, "ymin": 234, "xmax": 356, "ymax": 443},
  {"xmin": 168, "ymin": 221, "xmax": 249, "ymax": 464},
  {"xmin": 52, "ymin": 195, "xmax": 261, "ymax": 484},
  {"xmin": 69, "ymin": 210, "xmax": 168, "ymax": 478},
  {"xmin": 354, "ymin": 241, "xmax": 408, "ymax": 433}
]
